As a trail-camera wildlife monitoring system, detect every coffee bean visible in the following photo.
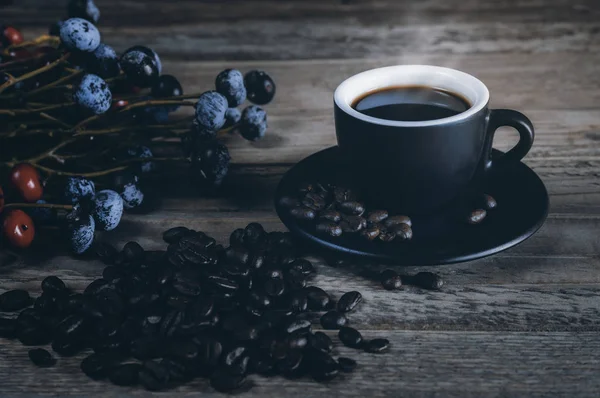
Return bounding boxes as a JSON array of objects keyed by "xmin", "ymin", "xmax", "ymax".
[
  {"xmin": 109, "ymin": 363, "xmax": 142, "ymax": 386},
  {"xmin": 319, "ymin": 209, "xmax": 341, "ymax": 223},
  {"xmin": 279, "ymin": 196, "xmax": 300, "ymax": 209},
  {"xmin": 0, "ymin": 289, "xmax": 32, "ymax": 312},
  {"xmin": 160, "ymin": 358, "xmax": 192, "ymax": 382},
  {"xmin": 302, "ymin": 192, "xmax": 327, "ymax": 211},
  {"xmin": 95, "ymin": 241, "xmax": 119, "ymax": 265},
  {"xmin": 122, "ymin": 241, "xmax": 145, "ymax": 263},
  {"xmin": 34, "ymin": 294, "xmax": 58, "ymax": 315},
  {"xmin": 225, "ymin": 245, "xmax": 250, "ymax": 265},
  {"xmin": 412, "ymin": 272, "xmax": 444, "ymax": 290},
  {"xmin": 308, "ymin": 350, "xmax": 339, "ymax": 381},
  {"xmin": 0, "ymin": 317, "xmax": 16, "ymax": 338},
  {"xmin": 380, "ymin": 269, "xmax": 402, "ymax": 290},
  {"xmin": 308, "ymin": 332, "xmax": 332, "ymax": 354},
  {"xmin": 483, "ymin": 194, "xmax": 497, "ymax": 210},
  {"xmin": 163, "ymin": 226, "xmax": 190, "ymax": 244},
  {"xmin": 337, "ymin": 291, "xmax": 362, "ymax": 313},
  {"xmin": 289, "ymin": 259, "xmax": 315, "ymax": 276},
  {"xmin": 467, "ymin": 209, "xmax": 487, "ymax": 224},
  {"xmin": 337, "ymin": 357, "xmax": 357, "ymax": 372},
  {"xmin": 285, "ymin": 319, "xmax": 312, "ymax": 335},
  {"xmin": 384, "ymin": 215, "xmax": 412, "ymax": 228},
  {"xmin": 264, "ymin": 278, "xmax": 286, "ymax": 297},
  {"xmin": 210, "ymin": 371, "xmax": 246, "ymax": 393},
  {"xmin": 305, "ymin": 287, "xmax": 330, "ymax": 310},
  {"xmin": 250, "ymin": 356, "xmax": 275, "ymax": 376},
  {"xmin": 41, "ymin": 276, "xmax": 68, "ymax": 297},
  {"xmin": 366, "ymin": 210, "xmax": 388, "ymax": 223},
  {"xmin": 364, "ymin": 338, "xmax": 390, "ymax": 353},
  {"xmin": 243, "ymin": 222, "xmax": 266, "ymax": 249},
  {"xmin": 320, "ymin": 311, "xmax": 347, "ymax": 330},
  {"xmin": 207, "ymin": 275, "xmax": 239, "ymax": 292},
  {"xmin": 139, "ymin": 360, "xmax": 170, "ymax": 391},
  {"xmin": 278, "ymin": 350, "xmax": 304, "ymax": 378},
  {"xmin": 194, "ymin": 336, "xmax": 222, "ymax": 373},
  {"xmin": 51, "ymin": 336, "xmax": 84, "ymax": 356},
  {"xmin": 316, "ymin": 221, "xmax": 343, "ymax": 237},
  {"xmin": 289, "ymin": 291, "xmax": 308, "ymax": 313},
  {"xmin": 338, "ymin": 327, "xmax": 363, "ymax": 348},
  {"xmin": 340, "ymin": 215, "xmax": 367, "ymax": 232},
  {"xmin": 390, "ymin": 223, "xmax": 413, "ymax": 241},
  {"xmin": 338, "ymin": 201, "xmax": 365, "ymax": 216},
  {"xmin": 81, "ymin": 353, "xmax": 120, "ymax": 379},
  {"xmin": 287, "ymin": 334, "xmax": 308, "ymax": 350},
  {"xmin": 29, "ymin": 348, "xmax": 56, "ymax": 367},
  {"xmin": 286, "ymin": 269, "xmax": 308, "ymax": 290},
  {"xmin": 83, "ymin": 279, "xmax": 111, "ymax": 297},
  {"xmin": 290, "ymin": 206, "xmax": 316, "ymax": 221},
  {"xmin": 378, "ymin": 228, "xmax": 396, "ymax": 242},
  {"xmin": 360, "ymin": 225, "xmax": 381, "ymax": 240},
  {"xmin": 333, "ymin": 186, "xmax": 357, "ymax": 203}
]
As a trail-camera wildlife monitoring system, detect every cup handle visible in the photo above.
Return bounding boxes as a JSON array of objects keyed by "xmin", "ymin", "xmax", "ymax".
[{"xmin": 482, "ymin": 109, "xmax": 535, "ymax": 173}]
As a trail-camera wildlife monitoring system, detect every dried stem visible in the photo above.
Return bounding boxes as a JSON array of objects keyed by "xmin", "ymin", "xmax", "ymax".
[
  {"xmin": 39, "ymin": 112, "xmax": 72, "ymax": 129},
  {"xmin": 3, "ymin": 202, "xmax": 73, "ymax": 211},
  {"xmin": 3, "ymin": 35, "xmax": 60, "ymax": 52},
  {"xmin": 26, "ymin": 69, "xmax": 83, "ymax": 97},
  {"xmin": 0, "ymin": 53, "xmax": 70, "ymax": 95}
]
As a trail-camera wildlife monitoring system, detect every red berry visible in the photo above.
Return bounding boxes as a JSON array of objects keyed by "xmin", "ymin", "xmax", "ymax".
[
  {"xmin": 10, "ymin": 163, "xmax": 43, "ymax": 203},
  {"xmin": 112, "ymin": 100, "xmax": 129, "ymax": 111},
  {"xmin": 2, "ymin": 26, "xmax": 24, "ymax": 47},
  {"xmin": 2, "ymin": 209, "xmax": 35, "ymax": 248},
  {"xmin": 0, "ymin": 186, "xmax": 4, "ymax": 213}
]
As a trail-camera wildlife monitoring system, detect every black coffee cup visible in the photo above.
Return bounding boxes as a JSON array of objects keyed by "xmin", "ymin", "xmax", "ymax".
[{"xmin": 333, "ymin": 65, "xmax": 534, "ymax": 214}]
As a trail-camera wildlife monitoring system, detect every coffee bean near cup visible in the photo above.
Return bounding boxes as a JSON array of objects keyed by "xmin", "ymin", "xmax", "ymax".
[{"xmin": 333, "ymin": 65, "xmax": 535, "ymax": 214}]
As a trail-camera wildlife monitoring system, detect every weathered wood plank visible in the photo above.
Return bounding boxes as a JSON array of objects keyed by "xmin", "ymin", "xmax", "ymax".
[{"xmin": 1, "ymin": 331, "xmax": 600, "ymax": 396}]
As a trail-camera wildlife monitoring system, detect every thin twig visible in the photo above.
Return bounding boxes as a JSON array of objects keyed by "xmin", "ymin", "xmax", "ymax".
[
  {"xmin": 0, "ymin": 53, "xmax": 70, "ymax": 95},
  {"xmin": 39, "ymin": 112, "xmax": 72, "ymax": 129},
  {"xmin": 26, "ymin": 69, "xmax": 83, "ymax": 97},
  {"xmin": 3, "ymin": 202, "xmax": 73, "ymax": 211}
]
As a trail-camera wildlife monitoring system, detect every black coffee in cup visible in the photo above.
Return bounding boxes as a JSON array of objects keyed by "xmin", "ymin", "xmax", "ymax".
[{"xmin": 352, "ymin": 86, "xmax": 471, "ymax": 122}]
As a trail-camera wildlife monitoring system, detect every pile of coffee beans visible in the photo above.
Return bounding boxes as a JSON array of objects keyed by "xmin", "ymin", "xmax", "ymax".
[
  {"xmin": 0, "ymin": 223, "xmax": 394, "ymax": 392},
  {"xmin": 280, "ymin": 183, "xmax": 413, "ymax": 242}
]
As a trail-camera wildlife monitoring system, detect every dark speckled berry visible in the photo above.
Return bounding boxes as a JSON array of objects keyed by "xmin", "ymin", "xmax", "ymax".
[
  {"xmin": 215, "ymin": 69, "xmax": 247, "ymax": 108},
  {"xmin": 244, "ymin": 70, "xmax": 276, "ymax": 105},
  {"xmin": 195, "ymin": 91, "xmax": 228, "ymax": 133},
  {"xmin": 126, "ymin": 146, "xmax": 154, "ymax": 173},
  {"xmin": 120, "ymin": 48, "xmax": 159, "ymax": 88},
  {"xmin": 120, "ymin": 182, "xmax": 144, "ymax": 209},
  {"xmin": 64, "ymin": 176, "xmax": 95, "ymax": 204},
  {"xmin": 68, "ymin": 0, "xmax": 100, "ymax": 24},
  {"xmin": 60, "ymin": 18, "xmax": 101, "ymax": 52},
  {"xmin": 92, "ymin": 190, "xmax": 123, "ymax": 231},
  {"xmin": 190, "ymin": 139, "xmax": 230, "ymax": 187},
  {"xmin": 68, "ymin": 214, "xmax": 95, "ymax": 254},
  {"xmin": 85, "ymin": 43, "xmax": 120, "ymax": 78},
  {"xmin": 73, "ymin": 74, "xmax": 112, "ymax": 115},
  {"xmin": 224, "ymin": 108, "xmax": 241, "ymax": 128},
  {"xmin": 126, "ymin": 45, "xmax": 162, "ymax": 74},
  {"xmin": 240, "ymin": 105, "xmax": 267, "ymax": 141},
  {"xmin": 152, "ymin": 75, "xmax": 182, "ymax": 98}
]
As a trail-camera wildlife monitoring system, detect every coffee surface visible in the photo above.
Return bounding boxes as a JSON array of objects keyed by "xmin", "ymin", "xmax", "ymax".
[{"xmin": 352, "ymin": 86, "xmax": 470, "ymax": 122}]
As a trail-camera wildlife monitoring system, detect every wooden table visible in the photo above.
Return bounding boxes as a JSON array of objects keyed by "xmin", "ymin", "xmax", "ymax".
[{"xmin": 2, "ymin": 0, "xmax": 600, "ymax": 396}]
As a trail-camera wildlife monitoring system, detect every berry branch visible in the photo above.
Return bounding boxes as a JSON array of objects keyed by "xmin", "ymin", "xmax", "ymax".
[{"xmin": 0, "ymin": 53, "xmax": 70, "ymax": 94}]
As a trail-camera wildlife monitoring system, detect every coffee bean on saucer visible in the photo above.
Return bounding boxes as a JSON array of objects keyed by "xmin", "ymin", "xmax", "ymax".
[
  {"xmin": 316, "ymin": 221, "xmax": 342, "ymax": 237},
  {"xmin": 367, "ymin": 210, "xmax": 388, "ymax": 224},
  {"xmin": 467, "ymin": 209, "xmax": 487, "ymax": 224},
  {"xmin": 319, "ymin": 209, "xmax": 341, "ymax": 223},
  {"xmin": 360, "ymin": 226, "xmax": 380, "ymax": 240},
  {"xmin": 390, "ymin": 223, "xmax": 412, "ymax": 241},
  {"xmin": 303, "ymin": 192, "xmax": 327, "ymax": 211},
  {"xmin": 279, "ymin": 196, "xmax": 300, "ymax": 209},
  {"xmin": 364, "ymin": 338, "xmax": 390, "ymax": 353},
  {"xmin": 411, "ymin": 272, "xmax": 444, "ymax": 290},
  {"xmin": 383, "ymin": 215, "xmax": 412, "ymax": 228},
  {"xmin": 299, "ymin": 182, "xmax": 315, "ymax": 195},
  {"xmin": 290, "ymin": 206, "xmax": 316, "ymax": 221},
  {"xmin": 380, "ymin": 269, "xmax": 402, "ymax": 290},
  {"xmin": 483, "ymin": 194, "xmax": 497, "ymax": 210},
  {"xmin": 340, "ymin": 215, "xmax": 366, "ymax": 233},
  {"xmin": 378, "ymin": 228, "xmax": 396, "ymax": 242},
  {"xmin": 338, "ymin": 201, "xmax": 365, "ymax": 216}
]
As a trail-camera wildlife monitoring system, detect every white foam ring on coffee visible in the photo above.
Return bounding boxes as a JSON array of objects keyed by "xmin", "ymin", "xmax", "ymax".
[{"xmin": 334, "ymin": 65, "xmax": 490, "ymax": 127}]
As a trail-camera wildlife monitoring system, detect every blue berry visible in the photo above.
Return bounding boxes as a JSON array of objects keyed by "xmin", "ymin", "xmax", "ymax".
[
  {"xmin": 224, "ymin": 108, "xmax": 241, "ymax": 128},
  {"xmin": 244, "ymin": 70, "xmax": 276, "ymax": 105},
  {"xmin": 126, "ymin": 45, "xmax": 162, "ymax": 74},
  {"xmin": 120, "ymin": 182, "xmax": 144, "ymax": 209},
  {"xmin": 120, "ymin": 47, "xmax": 159, "ymax": 88},
  {"xmin": 152, "ymin": 75, "xmax": 182, "ymax": 98},
  {"xmin": 64, "ymin": 176, "xmax": 95, "ymax": 204},
  {"xmin": 27, "ymin": 200, "xmax": 54, "ymax": 224},
  {"xmin": 215, "ymin": 69, "xmax": 246, "ymax": 107},
  {"xmin": 182, "ymin": 121, "xmax": 215, "ymax": 156},
  {"xmin": 92, "ymin": 190, "xmax": 123, "ymax": 231},
  {"xmin": 85, "ymin": 43, "xmax": 120, "ymax": 78},
  {"xmin": 68, "ymin": 0, "xmax": 100, "ymax": 24},
  {"xmin": 195, "ymin": 91, "xmax": 228, "ymax": 132},
  {"xmin": 73, "ymin": 74, "xmax": 112, "ymax": 115},
  {"xmin": 191, "ymin": 139, "xmax": 231, "ymax": 187},
  {"xmin": 125, "ymin": 146, "xmax": 155, "ymax": 173},
  {"xmin": 59, "ymin": 18, "xmax": 101, "ymax": 53},
  {"xmin": 240, "ymin": 105, "xmax": 267, "ymax": 141},
  {"xmin": 68, "ymin": 214, "xmax": 95, "ymax": 254}
]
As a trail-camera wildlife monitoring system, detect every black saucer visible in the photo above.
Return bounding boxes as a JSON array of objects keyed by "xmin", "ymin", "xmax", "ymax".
[{"xmin": 275, "ymin": 146, "xmax": 549, "ymax": 265}]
